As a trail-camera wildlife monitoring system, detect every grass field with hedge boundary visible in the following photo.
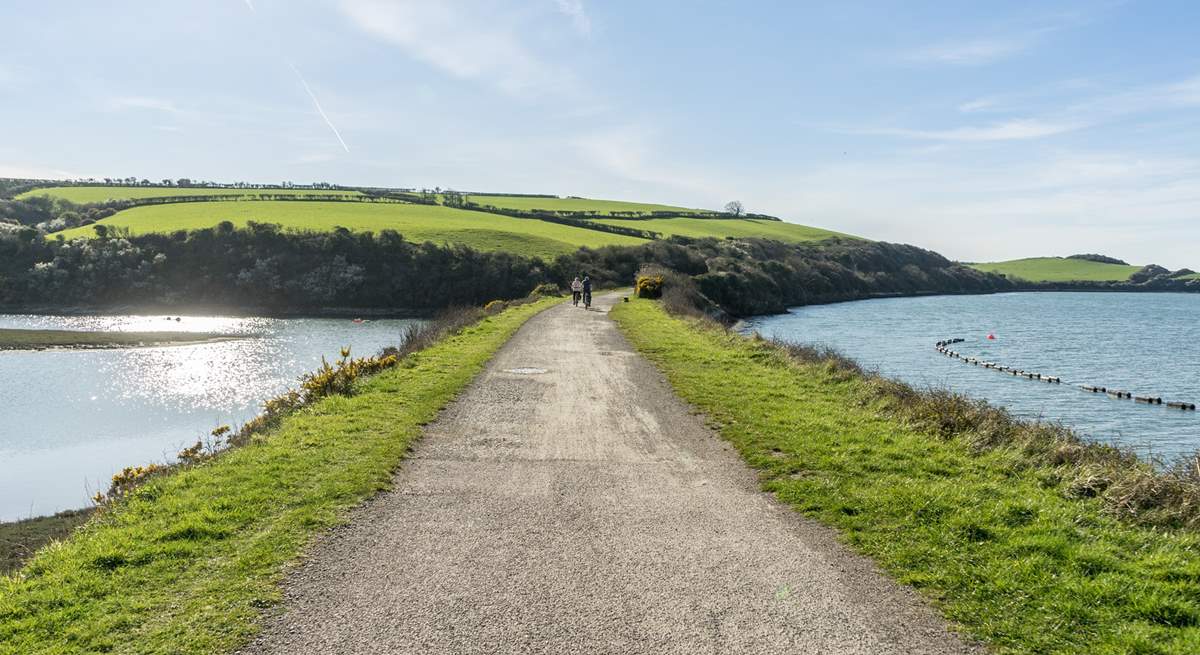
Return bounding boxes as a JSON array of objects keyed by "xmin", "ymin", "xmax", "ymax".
[
  {"xmin": 0, "ymin": 296, "xmax": 559, "ymax": 655},
  {"xmin": 612, "ymin": 299, "xmax": 1200, "ymax": 654},
  {"xmin": 968, "ymin": 257, "xmax": 1141, "ymax": 282}
]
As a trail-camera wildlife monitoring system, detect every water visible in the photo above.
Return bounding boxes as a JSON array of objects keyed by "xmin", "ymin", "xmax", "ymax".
[
  {"xmin": 0, "ymin": 314, "xmax": 422, "ymax": 522},
  {"xmin": 742, "ymin": 292, "xmax": 1200, "ymax": 461}
]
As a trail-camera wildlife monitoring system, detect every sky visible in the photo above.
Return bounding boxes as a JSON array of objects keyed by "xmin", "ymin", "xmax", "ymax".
[{"xmin": 1, "ymin": 1, "xmax": 1198, "ymax": 267}]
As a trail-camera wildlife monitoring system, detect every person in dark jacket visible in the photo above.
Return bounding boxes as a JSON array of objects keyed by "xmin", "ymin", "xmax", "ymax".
[{"xmin": 581, "ymin": 275, "xmax": 592, "ymax": 308}]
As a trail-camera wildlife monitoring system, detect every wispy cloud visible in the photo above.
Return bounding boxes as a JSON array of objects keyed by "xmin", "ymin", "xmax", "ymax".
[
  {"xmin": 958, "ymin": 98, "xmax": 998, "ymax": 113},
  {"xmin": 552, "ymin": 0, "xmax": 591, "ymax": 36},
  {"xmin": 339, "ymin": 0, "xmax": 574, "ymax": 96},
  {"xmin": 906, "ymin": 36, "xmax": 1035, "ymax": 66},
  {"xmin": 107, "ymin": 96, "xmax": 180, "ymax": 113},
  {"xmin": 287, "ymin": 62, "xmax": 350, "ymax": 152},
  {"xmin": 856, "ymin": 119, "xmax": 1085, "ymax": 142},
  {"xmin": 239, "ymin": 1, "xmax": 350, "ymax": 153}
]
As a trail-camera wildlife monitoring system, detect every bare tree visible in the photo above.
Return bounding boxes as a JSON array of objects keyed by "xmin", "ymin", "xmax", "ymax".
[{"xmin": 723, "ymin": 200, "xmax": 745, "ymax": 217}]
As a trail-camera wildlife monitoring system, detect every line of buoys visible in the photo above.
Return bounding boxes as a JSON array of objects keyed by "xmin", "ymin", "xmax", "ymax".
[
  {"xmin": 935, "ymin": 338, "xmax": 1193, "ymax": 413},
  {"xmin": 936, "ymin": 338, "xmax": 1061, "ymax": 385}
]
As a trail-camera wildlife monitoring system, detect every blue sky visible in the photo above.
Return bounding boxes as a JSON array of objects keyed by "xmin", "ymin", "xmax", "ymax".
[{"xmin": 2, "ymin": 1, "xmax": 1198, "ymax": 267}]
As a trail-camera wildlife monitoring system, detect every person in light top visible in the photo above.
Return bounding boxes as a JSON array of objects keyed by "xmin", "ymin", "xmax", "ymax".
[{"xmin": 570, "ymin": 276, "xmax": 583, "ymax": 306}]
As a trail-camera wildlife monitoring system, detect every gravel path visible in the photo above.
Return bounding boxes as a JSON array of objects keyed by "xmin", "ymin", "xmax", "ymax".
[{"xmin": 244, "ymin": 294, "xmax": 980, "ymax": 654}]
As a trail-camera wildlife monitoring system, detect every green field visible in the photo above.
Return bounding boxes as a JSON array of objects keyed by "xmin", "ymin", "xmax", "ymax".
[
  {"xmin": 593, "ymin": 216, "xmax": 854, "ymax": 242},
  {"xmin": 613, "ymin": 299, "xmax": 1200, "ymax": 654},
  {"xmin": 18, "ymin": 186, "xmax": 361, "ymax": 204},
  {"xmin": 465, "ymin": 194, "xmax": 699, "ymax": 214},
  {"xmin": 54, "ymin": 201, "xmax": 648, "ymax": 259},
  {"xmin": 0, "ymin": 298, "xmax": 558, "ymax": 655},
  {"xmin": 968, "ymin": 257, "xmax": 1141, "ymax": 282}
]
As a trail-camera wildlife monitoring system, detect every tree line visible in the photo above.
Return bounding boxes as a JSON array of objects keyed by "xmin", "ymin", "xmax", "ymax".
[{"xmin": 2, "ymin": 223, "xmax": 1195, "ymax": 318}]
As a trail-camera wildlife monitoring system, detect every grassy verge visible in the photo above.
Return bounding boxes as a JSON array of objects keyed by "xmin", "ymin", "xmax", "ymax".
[
  {"xmin": 612, "ymin": 299, "xmax": 1200, "ymax": 654},
  {"xmin": 0, "ymin": 328, "xmax": 234, "ymax": 350},
  {"xmin": 0, "ymin": 296, "xmax": 559, "ymax": 655}
]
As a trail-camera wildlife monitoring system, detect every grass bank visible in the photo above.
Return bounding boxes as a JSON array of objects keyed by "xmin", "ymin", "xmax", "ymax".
[
  {"xmin": 969, "ymin": 257, "xmax": 1140, "ymax": 282},
  {"xmin": 0, "ymin": 296, "xmax": 559, "ymax": 655},
  {"xmin": 612, "ymin": 299, "xmax": 1200, "ymax": 654},
  {"xmin": 0, "ymin": 328, "xmax": 234, "ymax": 350}
]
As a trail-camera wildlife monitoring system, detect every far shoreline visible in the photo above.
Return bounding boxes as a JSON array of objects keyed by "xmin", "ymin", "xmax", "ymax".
[{"xmin": 0, "ymin": 327, "xmax": 245, "ymax": 351}]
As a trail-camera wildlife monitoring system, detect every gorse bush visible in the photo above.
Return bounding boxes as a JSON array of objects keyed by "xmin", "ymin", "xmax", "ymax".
[
  {"xmin": 634, "ymin": 274, "xmax": 663, "ymax": 298},
  {"xmin": 531, "ymin": 282, "xmax": 562, "ymax": 297},
  {"xmin": 300, "ymin": 347, "xmax": 398, "ymax": 400}
]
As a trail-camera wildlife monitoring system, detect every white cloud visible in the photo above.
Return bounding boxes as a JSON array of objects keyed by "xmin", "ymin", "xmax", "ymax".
[
  {"xmin": 552, "ymin": 0, "xmax": 591, "ymax": 36},
  {"xmin": 339, "ymin": 0, "xmax": 574, "ymax": 96},
  {"xmin": 107, "ymin": 96, "xmax": 180, "ymax": 113},
  {"xmin": 859, "ymin": 119, "xmax": 1085, "ymax": 142},
  {"xmin": 740, "ymin": 151, "xmax": 1200, "ymax": 269}
]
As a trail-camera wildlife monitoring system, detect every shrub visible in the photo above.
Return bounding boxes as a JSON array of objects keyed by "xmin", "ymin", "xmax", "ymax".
[
  {"xmin": 531, "ymin": 282, "xmax": 561, "ymax": 297},
  {"xmin": 635, "ymin": 274, "xmax": 664, "ymax": 298}
]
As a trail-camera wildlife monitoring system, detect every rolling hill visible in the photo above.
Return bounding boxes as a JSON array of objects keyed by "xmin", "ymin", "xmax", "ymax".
[
  {"xmin": 30, "ymin": 183, "xmax": 856, "ymax": 258},
  {"xmin": 589, "ymin": 216, "xmax": 853, "ymax": 242},
  {"xmin": 54, "ymin": 201, "xmax": 647, "ymax": 260},
  {"xmin": 967, "ymin": 257, "xmax": 1141, "ymax": 282},
  {"xmin": 463, "ymin": 194, "xmax": 699, "ymax": 214}
]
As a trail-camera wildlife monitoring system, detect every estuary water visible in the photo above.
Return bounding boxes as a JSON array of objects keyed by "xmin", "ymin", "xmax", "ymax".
[
  {"xmin": 0, "ymin": 314, "xmax": 421, "ymax": 522},
  {"xmin": 742, "ymin": 292, "xmax": 1199, "ymax": 461}
]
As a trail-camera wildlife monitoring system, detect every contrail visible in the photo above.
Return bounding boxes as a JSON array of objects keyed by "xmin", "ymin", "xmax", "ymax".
[
  {"xmin": 240, "ymin": 0, "xmax": 350, "ymax": 152},
  {"xmin": 287, "ymin": 61, "xmax": 351, "ymax": 153}
]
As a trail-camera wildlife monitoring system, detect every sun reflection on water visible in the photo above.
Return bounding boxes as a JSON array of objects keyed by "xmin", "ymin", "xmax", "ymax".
[{"xmin": 0, "ymin": 314, "xmax": 423, "ymax": 521}]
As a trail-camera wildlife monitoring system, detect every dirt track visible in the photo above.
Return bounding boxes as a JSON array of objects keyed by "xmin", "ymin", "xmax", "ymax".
[{"xmin": 245, "ymin": 294, "xmax": 978, "ymax": 654}]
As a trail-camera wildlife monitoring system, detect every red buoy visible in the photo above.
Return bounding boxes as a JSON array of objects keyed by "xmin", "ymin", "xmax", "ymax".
[{"xmin": 987, "ymin": 333, "xmax": 996, "ymax": 340}]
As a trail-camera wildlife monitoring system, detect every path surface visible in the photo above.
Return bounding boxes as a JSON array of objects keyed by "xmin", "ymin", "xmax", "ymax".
[{"xmin": 245, "ymin": 295, "xmax": 979, "ymax": 654}]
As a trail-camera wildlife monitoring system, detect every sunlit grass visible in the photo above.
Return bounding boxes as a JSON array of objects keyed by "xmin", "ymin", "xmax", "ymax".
[
  {"xmin": 969, "ymin": 257, "xmax": 1141, "ymax": 282},
  {"xmin": 465, "ymin": 194, "xmax": 699, "ymax": 214},
  {"xmin": 53, "ymin": 201, "xmax": 649, "ymax": 259},
  {"xmin": 592, "ymin": 216, "xmax": 856, "ymax": 242}
]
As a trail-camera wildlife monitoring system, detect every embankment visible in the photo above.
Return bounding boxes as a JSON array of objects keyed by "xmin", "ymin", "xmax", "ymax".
[
  {"xmin": 0, "ymin": 296, "xmax": 559, "ymax": 655},
  {"xmin": 612, "ymin": 298, "xmax": 1200, "ymax": 654}
]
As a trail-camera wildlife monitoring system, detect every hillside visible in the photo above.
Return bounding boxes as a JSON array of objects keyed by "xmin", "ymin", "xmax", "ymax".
[
  {"xmin": 464, "ymin": 194, "xmax": 698, "ymax": 214},
  {"xmin": 590, "ymin": 216, "xmax": 853, "ymax": 242},
  {"xmin": 21, "ymin": 182, "xmax": 857, "ymax": 258},
  {"xmin": 53, "ymin": 201, "xmax": 647, "ymax": 260},
  {"xmin": 968, "ymin": 257, "xmax": 1141, "ymax": 282},
  {"xmin": 18, "ymin": 186, "xmax": 359, "ymax": 203}
]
